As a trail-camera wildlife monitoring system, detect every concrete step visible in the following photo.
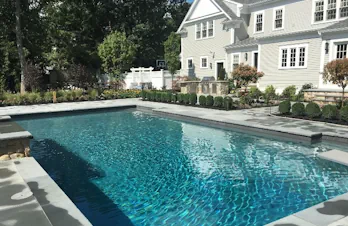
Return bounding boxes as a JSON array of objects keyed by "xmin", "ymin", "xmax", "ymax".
[{"xmin": 318, "ymin": 150, "xmax": 348, "ymax": 167}]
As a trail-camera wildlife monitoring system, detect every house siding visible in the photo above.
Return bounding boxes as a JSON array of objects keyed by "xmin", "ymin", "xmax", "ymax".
[
  {"xmin": 248, "ymin": 0, "xmax": 339, "ymax": 38},
  {"xmin": 181, "ymin": 15, "xmax": 231, "ymax": 78},
  {"xmin": 226, "ymin": 46, "xmax": 258, "ymax": 75},
  {"xmin": 258, "ymin": 34, "xmax": 322, "ymax": 92}
]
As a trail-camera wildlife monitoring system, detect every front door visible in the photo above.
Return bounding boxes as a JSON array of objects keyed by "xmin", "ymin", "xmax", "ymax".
[
  {"xmin": 253, "ymin": 52, "xmax": 259, "ymax": 69},
  {"xmin": 216, "ymin": 62, "xmax": 225, "ymax": 80}
]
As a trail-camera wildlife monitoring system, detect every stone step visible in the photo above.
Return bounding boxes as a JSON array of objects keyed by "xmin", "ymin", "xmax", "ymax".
[{"xmin": 318, "ymin": 150, "xmax": 348, "ymax": 167}]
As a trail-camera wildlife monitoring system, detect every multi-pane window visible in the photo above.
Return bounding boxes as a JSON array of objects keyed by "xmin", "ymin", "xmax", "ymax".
[
  {"xmin": 281, "ymin": 49, "xmax": 288, "ymax": 67},
  {"xmin": 202, "ymin": 23, "xmax": 207, "ymax": 38},
  {"xmin": 233, "ymin": 54, "xmax": 240, "ymax": 70},
  {"xmin": 327, "ymin": 0, "xmax": 337, "ymax": 20},
  {"xmin": 314, "ymin": 0, "xmax": 324, "ymax": 22},
  {"xmin": 341, "ymin": 0, "xmax": 348, "ymax": 17},
  {"xmin": 195, "ymin": 21, "xmax": 214, "ymax": 40},
  {"xmin": 208, "ymin": 21, "xmax": 214, "ymax": 37},
  {"xmin": 299, "ymin": 47, "xmax": 306, "ymax": 67},
  {"xmin": 187, "ymin": 59, "xmax": 193, "ymax": 69},
  {"xmin": 290, "ymin": 48, "xmax": 297, "ymax": 67},
  {"xmin": 196, "ymin": 24, "xmax": 201, "ymax": 39},
  {"xmin": 280, "ymin": 45, "xmax": 308, "ymax": 69},
  {"xmin": 255, "ymin": 12, "xmax": 263, "ymax": 32},
  {"xmin": 337, "ymin": 44, "xmax": 347, "ymax": 59},
  {"xmin": 275, "ymin": 8, "xmax": 283, "ymax": 29},
  {"xmin": 201, "ymin": 57, "xmax": 208, "ymax": 68}
]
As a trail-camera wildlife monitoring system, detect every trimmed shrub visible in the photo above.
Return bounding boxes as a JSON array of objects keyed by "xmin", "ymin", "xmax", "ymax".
[
  {"xmin": 166, "ymin": 93, "xmax": 172, "ymax": 103},
  {"xmin": 199, "ymin": 95, "xmax": 206, "ymax": 106},
  {"xmin": 156, "ymin": 92, "xmax": 162, "ymax": 102},
  {"xmin": 282, "ymin": 85, "xmax": 297, "ymax": 100},
  {"xmin": 206, "ymin": 95, "xmax": 214, "ymax": 107},
  {"xmin": 214, "ymin": 96, "xmax": 224, "ymax": 108},
  {"xmin": 279, "ymin": 100, "xmax": 291, "ymax": 114},
  {"xmin": 340, "ymin": 106, "xmax": 348, "ymax": 122},
  {"xmin": 141, "ymin": 91, "xmax": 147, "ymax": 100},
  {"xmin": 189, "ymin": 93, "xmax": 197, "ymax": 106},
  {"xmin": 177, "ymin": 93, "xmax": 184, "ymax": 103},
  {"xmin": 292, "ymin": 102, "xmax": 305, "ymax": 116},
  {"xmin": 183, "ymin": 94, "xmax": 190, "ymax": 105},
  {"xmin": 224, "ymin": 96, "xmax": 233, "ymax": 110},
  {"xmin": 161, "ymin": 93, "xmax": 167, "ymax": 102},
  {"xmin": 322, "ymin": 105, "xmax": 338, "ymax": 120},
  {"xmin": 172, "ymin": 94, "xmax": 177, "ymax": 103},
  {"xmin": 306, "ymin": 102, "xmax": 321, "ymax": 118}
]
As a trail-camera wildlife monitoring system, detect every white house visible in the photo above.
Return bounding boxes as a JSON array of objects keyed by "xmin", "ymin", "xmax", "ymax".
[{"xmin": 177, "ymin": 0, "xmax": 348, "ymax": 92}]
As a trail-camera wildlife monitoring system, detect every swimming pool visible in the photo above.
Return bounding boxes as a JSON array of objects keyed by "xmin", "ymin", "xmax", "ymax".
[{"xmin": 16, "ymin": 109, "xmax": 348, "ymax": 226}]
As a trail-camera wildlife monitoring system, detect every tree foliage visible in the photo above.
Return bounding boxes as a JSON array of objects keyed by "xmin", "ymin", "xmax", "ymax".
[
  {"xmin": 98, "ymin": 31, "xmax": 136, "ymax": 77},
  {"xmin": 164, "ymin": 32, "xmax": 181, "ymax": 75},
  {"xmin": 231, "ymin": 64, "xmax": 264, "ymax": 91}
]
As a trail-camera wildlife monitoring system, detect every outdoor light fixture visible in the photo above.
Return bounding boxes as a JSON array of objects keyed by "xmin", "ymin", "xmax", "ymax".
[
  {"xmin": 325, "ymin": 42, "xmax": 329, "ymax": 54},
  {"xmin": 245, "ymin": 53, "xmax": 248, "ymax": 61}
]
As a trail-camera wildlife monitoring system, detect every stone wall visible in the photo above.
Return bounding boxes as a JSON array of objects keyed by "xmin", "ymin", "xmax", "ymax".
[
  {"xmin": 304, "ymin": 89, "xmax": 348, "ymax": 106},
  {"xmin": 180, "ymin": 81, "xmax": 229, "ymax": 96},
  {"xmin": 0, "ymin": 138, "xmax": 31, "ymax": 161}
]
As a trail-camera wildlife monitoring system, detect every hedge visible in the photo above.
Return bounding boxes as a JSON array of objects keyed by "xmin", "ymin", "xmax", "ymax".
[
  {"xmin": 322, "ymin": 105, "xmax": 338, "ymax": 120},
  {"xmin": 214, "ymin": 96, "xmax": 223, "ymax": 108},
  {"xmin": 189, "ymin": 93, "xmax": 197, "ymax": 106},
  {"xmin": 183, "ymin": 94, "xmax": 190, "ymax": 105},
  {"xmin": 199, "ymin": 95, "xmax": 206, "ymax": 106},
  {"xmin": 291, "ymin": 102, "xmax": 305, "ymax": 116},
  {"xmin": 305, "ymin": 102, "xmax": 321, "ymax": 118},
  {"xmin": 279, "ymin": 100, "xmax": 291, "ymax": 114},
  {"xmin": 206, "ymin": 95, "xmax": 214, "ymax": 107},
  {"xmin": 224, "ymin": 97, "xmax": 233, "ymax": 110},
  {"xmin": 340, "ymin": 106, "xmax": 348, "ymax": 122}
]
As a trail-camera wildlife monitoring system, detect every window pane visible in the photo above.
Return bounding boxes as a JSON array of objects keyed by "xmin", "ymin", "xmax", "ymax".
[
  {"xmin": 208, "ymin": 21, "xmax": 214, "ymax": 37},
  {"xmin": 282, "ymin": 49, "xmax": 287, "ymax": 67},
  {"xmin": 275, "ymin": 9, "xmax": 283, "ymax": 29},
  {"xmin": 327, "ymin": 0, "xmax": 337, "ymax": 20},
  {"xmin": 299, "ymin": 47, "xmax": 306, "ymax": 67},
  {"xmin": 337, "ymin": 44, "xmax": 347, "ymax": 59},
  {"xmin": 196, "ymin": 24, "xmax": 201, "ymax": 39},
  {"xmin": 341, "ymin": 0, "xmax": 348, "ymax": 17},
  {"xmin": 233, "ymin": 55, "xmax": 239, "ymax": 70},
  {"xmin": 256, "ymin": 13, "xmax": 263, "ymax": 32},
  {"xmin": 201, "ymin": 58, "xmax": 207, "ymax": 68},
  {"xmin": 290, "ymin": 48, "xmax": 296, "ymax": 67},
  {"xmin": 188, "ymin": 59, "xmax": 193, "ymax": 69},
  {"xmin": 202, "ymin": 23, "xmax": 207, "ymax": 38},
  {"xmin": 315, "ymin": 0, "xmax": 324, "ymax": 22}
]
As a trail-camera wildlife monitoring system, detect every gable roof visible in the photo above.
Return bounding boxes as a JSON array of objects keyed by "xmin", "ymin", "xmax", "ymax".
[
  {"xmin": 177, "ymin": 0, "xmax": 239, "ymax": 33},
  {"xmin": 320, "ymin": 18, "xmax": 348, "ymax": 33}
]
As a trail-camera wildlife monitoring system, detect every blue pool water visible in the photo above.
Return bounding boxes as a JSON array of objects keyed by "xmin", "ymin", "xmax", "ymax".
[{"xmin": 16, "ymin": 109, "xmax": 348, "ymax": 226}]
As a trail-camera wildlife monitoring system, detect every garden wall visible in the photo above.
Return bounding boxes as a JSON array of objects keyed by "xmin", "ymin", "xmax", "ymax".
[{"xmin": 304, "ymin": 89, "xmax": 348, "ymax": 105}]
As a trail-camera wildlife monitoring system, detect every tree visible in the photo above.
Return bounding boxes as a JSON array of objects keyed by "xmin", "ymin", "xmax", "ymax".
[
  {"xmin": 164, "ymin": 32, "xmax": 181, "ymax": 90},
  {"xmin": 231, "ymin": 64, "xmax": 264, "ymax": 92},
  {"xmin": 98, "ymin": 31, "xmax": 136, "ymax": 79},
  {"xmin": 15, "ymin": 0, "xmax": 26, "ymax": 93},
  {"xmin": 323, "ymin": 58, "xmax": 348, "ymax": 108},
  {"xmin": 24, "ymin": 61, "xmax": 44, "ymax": 91},
  {"xmin": 65, "ymin": 64, "xmax": 96, "ymax": 88}
]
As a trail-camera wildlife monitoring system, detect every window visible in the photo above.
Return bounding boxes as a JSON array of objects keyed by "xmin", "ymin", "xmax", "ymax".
[
  {"xmin": 274, "ymin": 7, "xmax": 284, "ymax": 29},
  {"xmin": 255, "ymin": 12, "xmax": 264, "ymax": 33},
  {"xmin": 281, "ymin": 49, "xmax": 288, "ymax": 67},
  {"xmin": 279, "ymin": 44, "xmax": 308, "ymax": 69},
  {"xmin": 196, "ymin": 24, "xmax": 201, "ymax": 39},
  {"xmin": 232, "ymin": 54, "xmax": 240, "ymax": 70},
  {"xmin": 187, "ymin": 58, "xmax": 193, "ymax": 69},
  {"xmin": 195, "ymin": 21, "xmax": 214, "ymax": 40},
  {"xmin": 337, "ymin": 44, "xmax": 347, "ymax": 59},
  {"xmin": 341, "ymin": 0, "xmax": 348, "ymax": 17},
  {"xmin": 200, "ymin": 57, "xmax": 208, "ymax": 68},
  {"xmin": 327, "ymin": 0, "xmax": 337, "ymax": 20},
  {"xmin": 314, "ymin": 0, "xmax": 324, "ymax": 22}
]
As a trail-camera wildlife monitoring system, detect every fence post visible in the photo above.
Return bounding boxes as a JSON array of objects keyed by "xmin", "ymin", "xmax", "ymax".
[{"xmin": 160, "ymin": 69, "xmax": 165, "ymax": 89}]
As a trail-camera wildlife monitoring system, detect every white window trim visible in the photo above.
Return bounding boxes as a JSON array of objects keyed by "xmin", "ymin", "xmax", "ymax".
[
  {"xmin": 200, "ymin": 56, "xmax": 209, "ymax": 69},
  {"xmin": 254, "ymin": 10, "xmax": 265, "ymax": 34},
  {"xmin": 312, "ymin": 0, "xmax": 346, "ymax": 24},
  {"xmin": 231, "ymin": 53, "xmax": 241, "ymax": 71},
  {"xmin": 328, "ymin": 38, "xmax": 348, "ymax": 62},
  {"xmin": 187, "ymin": 57, "xmax": 193, "ymax": 69},
  {"xmin": 278, "ymin": 44, "xmax": 309, "ymax": 70},
  {"xmin": 195, "ymin": 20, "xmax": 215, "ymax": 41},
  {"xmin": 273, "ymin": 6, "xmax": 285, "ymax": 31}
]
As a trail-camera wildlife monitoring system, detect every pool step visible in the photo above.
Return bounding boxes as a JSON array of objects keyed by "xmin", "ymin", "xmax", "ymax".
[{"xmin": 318, "ymin": 150, "xmax": 348, "ymax": 167}]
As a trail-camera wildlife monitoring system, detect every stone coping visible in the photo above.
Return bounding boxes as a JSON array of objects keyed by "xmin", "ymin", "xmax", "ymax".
[
  {"xmin": 0, "ymin": 115, "xmax": 11, "ymax": 121},
  {"xmin": 0, "ymin": 131, "xmax": 33, "ymax": 141}
]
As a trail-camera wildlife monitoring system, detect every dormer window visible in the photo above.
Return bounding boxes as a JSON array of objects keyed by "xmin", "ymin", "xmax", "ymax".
[
  {"xmin": 195, "ymin": 21, "xmax": 214, "ymax": 40},
  {"xmin": 314, "ymin": 0, "xmax": 324, "ymax": 22},
  {"xmin": 254, "ymin": 11, "xmax": 264, "ymax": 33},
  {"xmin": 327, "ymin": 0, "xmax": 337, "ymax": 20},
  {"xmin": 341, "ymin": 0, "xmax": 348, "ymax": 17}
]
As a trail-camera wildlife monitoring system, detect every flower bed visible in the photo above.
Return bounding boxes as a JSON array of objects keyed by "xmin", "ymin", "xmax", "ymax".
[
  {"xmin": 0, "ymin": 89, "xmax": 141, "ymax": 107},
  {"xmin": 277, "ymin": 100, "xmax": 348, "ymax": 126}
]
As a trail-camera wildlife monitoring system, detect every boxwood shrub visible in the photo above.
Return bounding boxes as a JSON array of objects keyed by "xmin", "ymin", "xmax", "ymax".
[
  {"xmin": 224, "ymin": 97, "xmax": 233, "ymax": 110},
  {"xmin": 340, "ymin": 106, "xmax": 348, "ymax": 122},
  {"xmin": 155, "ymin": 92, "xmax": 162, "ymax": 102},
  {"xmin": 322, "ymin": 105, "xmax": 338, "ymax": 120},
  {"xmin": 214, "ymin": 96, "xmax": 224, "ymax": 108},
  {"xmin": 305, "ymin": 102, "xmax": 321, "ymax": 118},
  {"xmin": 189, "ymin": 93, "xmax": 197, "ymax": 106},
  {"xmin": 279, "ymin": 100, "xmax": 291, "ymax": 115},
  {"xmin": 171, "ymin": 93, "xmax": 177, "ymax": 103},
  {"xmin": 206, "ymin": 95, "xmax": 214, "ymax": 107},
  {"xmin": 183, "ymin": 94, "xmax": 190, "ymax": 105},
  {"xmin": 199, "ymin": 95, "xmax": 206, "ymax": 106},
  {"xmin": 177, "ymin": 93, "xmax": 184, "ymax": 104},
  {"xmin": 161, "ymin": 93, "xmax": 167, "ymax": 102},
  {"xmin": 291, "ymin": 102, "xmax": 305, "ymax": 116}
]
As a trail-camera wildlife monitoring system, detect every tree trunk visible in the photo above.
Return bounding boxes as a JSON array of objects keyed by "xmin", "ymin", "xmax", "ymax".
[{"xmin": 15, "ymin": 0, "xmax": 26, "ymax": 94}]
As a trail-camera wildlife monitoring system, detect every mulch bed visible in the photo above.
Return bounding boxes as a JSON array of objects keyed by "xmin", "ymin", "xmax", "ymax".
[{"xmin": 276, "ymin": 114, "xmax": 348, "ymax": 126}]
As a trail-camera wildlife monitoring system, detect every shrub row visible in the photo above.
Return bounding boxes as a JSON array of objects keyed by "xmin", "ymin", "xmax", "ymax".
[
  {"xmin": 0, "ymin": 89, "xmax": 141, "ymax": 106},
  {"xmin": 279, "ymin": 100, "xmax": 348, "ymax": 122},
  {"xmin": 142, "ymin": 91, "xmax": 234, "ymax": 110}
]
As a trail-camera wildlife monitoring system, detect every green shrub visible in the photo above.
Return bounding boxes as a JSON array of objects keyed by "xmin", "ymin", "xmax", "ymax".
[
  {"xmin": 172, "ymin": 94, "xmax": 177, "ymax": 103},
  {"xmin": 282, "ymin": 85, "xmax": 297, "ymax": 100},
  {"xmin": 206, "ymin": 95, "xmax": 214, "ymax": 107},
  {"xmin": 292, "ymin": 102, "xmax": 305, "ymax": 116},
  {"xmin": 336, "ymin": 99, "xmax": 348, "ymax": 109},
  {"xmin": 224, "ymin": 96, "xmax": 233, "ymax": 110},
  {"xmin": 264, "ymin": 85, "xmax": 277, "ymax": 103},
  {"xmin": 249, "ymin": 87, "xmax": 262, "ymax": 99},
  {"xmin": 214, "ymin": 96, "xmax": 223, "ymax": 108},
  {"xmin": 161, "ymin": 93, "xmax": 167, "ymax": 102},
  {"xmin": 155, "ymin": 92, "xmax": 162, "ymax": 102},
  {"xmin": 199, "ymin": 95, "xmax": 206, "ymax": 106},
  {"xmin": 73, "ymin": 90, "xmax": 83, "ymax": 100},
  {"xmin": 183, "ymin": 94, "xmax": 190, "ymax": 105},
  {"xmin": 88, "ymin": 89, "xmax": 98, "ymax": 100},
  {"xmin": 305, "ymin": 102, "xmax": 321, "ymax": 118},
  {"xmin": 279, "ymin": 100, "xmax": 291, "ymax": 114},
  {"xmin": 240, "ymin": 95, "xmax": 252, "ymax": 106},
  {"xmin": 322, "ymin": 105, "xmax": 338, "ymax": 120},
  {"xmin": 189, "ymin": 93, "xmax": 197, "ymax": 105},
  {"xmin": 56, "ymin": 90, "xmax": 66, "ymax": 98},
  {"xmin": 166, "ymin": 93, "xmax": 172, "ymax": 103},
  {"xmin": 43, "ymin": 92, "xmax": 53, "ymax": 103},
  {"xmin": 178, "ymin": 93, "xmax": 184, "ymax": 103},
  {"xmin": 340, "ymin": 106, "xmax": 348, "ymax": 122},
  {"xmin": 66, "ymin": 92, "xmax": 74, "ymax": 101},
  {"xmin": 141, "ymin": 90, "xmax": 147, "ymax": 100}
]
